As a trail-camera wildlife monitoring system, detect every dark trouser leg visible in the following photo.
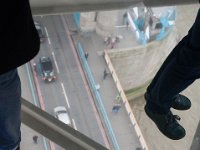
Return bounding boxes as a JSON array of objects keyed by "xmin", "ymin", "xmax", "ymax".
[
  {"xmin": 0, "ymin": 69, "xmax": 21, "ymax": 150},
  {"xmin": 146, "ymin": 9, "xmax": 200, "ymax": 113}
]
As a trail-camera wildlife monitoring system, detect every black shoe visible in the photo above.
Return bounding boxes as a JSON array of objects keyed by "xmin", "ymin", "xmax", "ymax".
[
  {"xmin": 144, "ymin": 105, "xmax": 185, "ymax": 140},
  {"xmin": 144, "ymin": 92, "xmax": 191, "ymax": 111},
  {"xmin": 171, "ymin": 94, "xmax": 191, "ymax": 110}
]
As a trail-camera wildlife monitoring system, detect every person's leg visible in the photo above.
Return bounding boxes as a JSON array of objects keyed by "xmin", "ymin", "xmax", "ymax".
[
  {"xmin": 145, "ymin": 9, "xmax": 200, "ymax": 140},
  {"xmin": 146, "ymin": 35, "xmax": 193, "ymax": 113},
  {"xmin": 0, "ymin": 69, "xmax": 21, "ymax": 150},
  {"xmin": 146, "ymin": 35, "xmax": 188, "ymax": 95},
  {"xmin": 146, "ymin": 9, "xmax": 200, "ymax": 113}
]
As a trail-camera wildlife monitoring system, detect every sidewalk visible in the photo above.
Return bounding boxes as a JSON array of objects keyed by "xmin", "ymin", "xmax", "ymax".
[
  {"xmin": 18, "ymin": 66, "xmax": 46, "ymax": 150},
  {"xmin": 21, "ymin": 124, "xmax": 46, "ymax": 150},
  {"xmin": 66, "ymin": 15, "xmax": 145, "ymax": 150}
]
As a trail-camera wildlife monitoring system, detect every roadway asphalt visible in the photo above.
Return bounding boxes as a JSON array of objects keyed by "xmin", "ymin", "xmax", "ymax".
[
  {"xmin": 19, "ymin": 14, "xmax": 110, "ymax": 150},
  {"xmin": 33, "ymin": 15, "xmax": 108, "ymax": 149}
]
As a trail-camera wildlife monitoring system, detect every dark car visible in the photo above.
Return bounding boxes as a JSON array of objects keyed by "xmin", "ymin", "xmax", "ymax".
[
  {"xmin": 34, "ymin": 21, "xmax": 45, "ymax": 42},
  {"xmin": 39, "ymin": 57, "xmax": 56, "ymax": 82}
]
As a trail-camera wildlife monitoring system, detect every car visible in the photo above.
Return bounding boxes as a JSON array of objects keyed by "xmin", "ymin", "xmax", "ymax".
[
  {"xmin": 39, "ymin": 56, "xmax": 56, "ymax": 82},
  {"xmin": 54, "ymin": 106, "xmax": 71, "ymax": 126},
  {"xmin": 34, "ymin": 21, "xmax": 45, "ymax": 42}
]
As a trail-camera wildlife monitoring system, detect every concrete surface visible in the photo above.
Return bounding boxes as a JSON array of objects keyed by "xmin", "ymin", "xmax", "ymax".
[{"xmin": 108, "ymin": 30, "xmax": 178, "ymax": 90}]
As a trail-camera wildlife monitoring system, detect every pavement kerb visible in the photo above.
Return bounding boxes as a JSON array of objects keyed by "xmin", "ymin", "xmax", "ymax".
[{"xmin": 104, "ymin": 49, "xmax": 149, "ymax": 150}]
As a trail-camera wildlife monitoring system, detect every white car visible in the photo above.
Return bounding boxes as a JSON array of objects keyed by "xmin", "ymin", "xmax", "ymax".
[{"xmin": 54, "ymin": 106, "xmax": 71, "ymax": 126}]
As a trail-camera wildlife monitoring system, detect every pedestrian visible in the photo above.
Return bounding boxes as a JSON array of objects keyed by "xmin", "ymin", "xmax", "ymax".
[
  {"xmin": 103, "ymin": 69, "xmax": 108, "ymax": 80},
  {"xmin": 126, "ymin": 20, "xmax": 129, "ymax": 29},
  {"xmin": 112, "ymin": 103, "xmax": 121, "ymax": 114},
  {"xmin": 115, "ymin": 104, "xmax": 121, "ymax": 111},
  {"xmin": 123, "ymin": 12, "xmax": 129, "ymax": 29},
  {"xmin": 85, "ymin": 52, "xmax": 89, "ymax": 60},
  {"xmin": 95, "ymin": 84, "xmax": 100, "ymax": 91},
  {"xmin": 33, "ymin": 135, "xmax": 38, "ymax": 144},
  {"xmin": 115, "ymin": 93, "xmax": 121, "ymax": 103},
  {"xmin": 112, "ymin": 106, "xmax": 118, "ymax": 113},
  {"xmin": 115, "ymin": 36, "xmax": 120, "ymax": 43},
  {"xmin": 104, "ymin": 36, "xmax": 111, "ymax": 46},
  {"xmin": 123, "ymin": 12, "xmax": 127, "ymax": 19},
  {"xmin": 144, "ymin": 9, "xmax": 200, "ymax": 140},
  {"xmin": 110, "ymin": 37, "xmax": 116, "ymax": 49},
  {"xmin": 104, "ymin": 36, "xmax": 108, "ymax": 44},
  {"xmin": 0, "ymin": 1, "xmax": 40, "ymax": 150},
  {"xmin": 33, "ymin": 62, "xmax": 38, "ymax": 73}
]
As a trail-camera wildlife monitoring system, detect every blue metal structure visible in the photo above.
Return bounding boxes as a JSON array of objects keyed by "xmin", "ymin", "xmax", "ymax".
[
  {"xmin": 128, "ymin": 6, "xmax": 176, "ymax": 45},
  {"xmin": 73, "ymin": 12, "xmax": 81, "ymax": 29},
  {"xmin": 77, "ymin": 43, "xmax": 120, "ymax": 150}
]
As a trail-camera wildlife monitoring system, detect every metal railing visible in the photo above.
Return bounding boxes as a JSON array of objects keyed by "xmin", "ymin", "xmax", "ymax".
[
  {"xmin": 21, "ymin": 97, "xmax": 108, "ymax": 150},
  {"xmin": 24, "ymin": 0, "xmax": 199, "ymax": 149},
  {"xmin": 30, "ymin": 0, "xmax": 199, "ymax": 15},
  {"xmin": 77, "ymin": 43, "xmax": 120, "ymax": 150}
]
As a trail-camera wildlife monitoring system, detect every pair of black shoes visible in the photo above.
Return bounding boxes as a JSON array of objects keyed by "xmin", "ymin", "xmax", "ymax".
[{"xmin": 144, "ymin": 93, "xmax": 191, "ymax": 140}]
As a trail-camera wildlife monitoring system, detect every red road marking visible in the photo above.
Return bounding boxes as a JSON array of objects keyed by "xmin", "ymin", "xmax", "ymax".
[
  {"xmin": 30, "ymin": 60, "xmax": 56, "ymax": 150},
  {"xmin": 30, "ymin": 60, "xmax": 46, "ymax": 110}
]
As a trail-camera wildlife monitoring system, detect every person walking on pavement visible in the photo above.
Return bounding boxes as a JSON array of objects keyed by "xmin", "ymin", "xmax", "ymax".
[
  {"xmin": 110, "ymin": 37, "xmax": 117, "ymax": 49},
  {"xmin": 115, "ymin": 93, "xmax": 121, "ymax": 103},
  {"xmin": 103, "ymin": 69, "xmax": 108, "ymax": 80},
  {"xmin": 123, "ymin": 12, "xmax": 129, "ymax": 29},
  {"xmin": 33, "ymin": 135, "xmax": 38, "ymax": 144},
  {"xmin": 144, "ymin": 8, "xmax": 200, "ymax": 140},
  {"xmin": 84, "ymin": 52, "xmax": 89, "ymax": 60},
  {"xmin": 104, "ymin": 35, "xmax": 111, "ymax": 46},
  {"xmin": 112, "ymin": 103, "xmax": 121, "ymax": 114}
]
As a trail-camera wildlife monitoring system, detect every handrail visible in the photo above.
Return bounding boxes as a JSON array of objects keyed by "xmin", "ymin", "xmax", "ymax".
[
  {"xmin": 21, "ymin": 97, "xmax": 108, "ymax": 150},
  {"xmin": 30, "ymin": 0, "xmax": 199, "ymax": 15}
]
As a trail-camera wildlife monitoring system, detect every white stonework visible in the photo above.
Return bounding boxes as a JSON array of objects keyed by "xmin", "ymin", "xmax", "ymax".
[{"xmin": 80, "ymin": 12, "xmax": 97, "ymax": 31}]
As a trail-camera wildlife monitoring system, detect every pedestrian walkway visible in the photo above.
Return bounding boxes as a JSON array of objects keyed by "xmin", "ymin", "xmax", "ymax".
[
  {"xmin": 18, "ymin": 66, "xmax": 46, "ymax": 150},
  {"xmin": 21, "ymin": 124, "xmax": 46, "ymax": 150},
  {"xmin": 66, "ymin": 15, "xmax": 146, "ymax": 150}
]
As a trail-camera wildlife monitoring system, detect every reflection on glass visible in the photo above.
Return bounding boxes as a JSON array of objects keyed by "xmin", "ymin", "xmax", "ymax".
[{"xmin": 20, "ymin": 5, "xmax": 198, "ymax": 150}]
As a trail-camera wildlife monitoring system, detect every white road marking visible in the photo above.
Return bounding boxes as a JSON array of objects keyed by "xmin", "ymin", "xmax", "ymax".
[
  {"xmin": 44, "ymin": 27, "xmax": 51, "ymax": 45},
  {"xmin": 52, "ymin": 52, "xmax": 60, "ymax": 74},
  {"xmin": 72, "ymin": 119, "xmax": 77, "ymax": 130},
  {"xmin": 61, "ymin": 83, "xmax": 70, "ymax": 108}
]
